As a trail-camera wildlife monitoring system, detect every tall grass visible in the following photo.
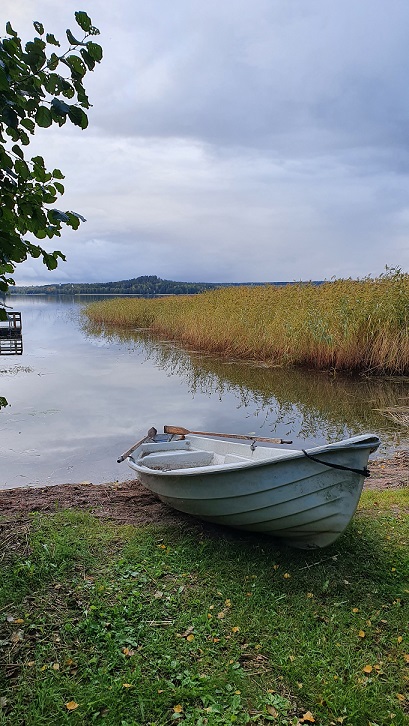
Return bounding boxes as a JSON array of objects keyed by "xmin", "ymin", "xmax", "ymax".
[{"xmin": 84, "ymin": 269, "xmax": 409, "ymax": 375}]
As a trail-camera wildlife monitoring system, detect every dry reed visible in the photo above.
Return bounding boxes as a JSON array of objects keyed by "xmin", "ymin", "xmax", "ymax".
[{"xmin": 83, "ymin": 269, "xmax": 409, "ymax": 375}]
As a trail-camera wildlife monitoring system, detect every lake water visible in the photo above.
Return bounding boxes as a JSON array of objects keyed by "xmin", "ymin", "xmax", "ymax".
[{"xmin": 1, "ymin": 295, "xmax": 408, "ymax": 490}]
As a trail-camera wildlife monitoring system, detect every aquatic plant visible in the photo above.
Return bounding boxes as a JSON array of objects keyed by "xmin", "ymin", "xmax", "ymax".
[{"xmin": 83, "ymin": 268, "xmax": 409, "ymax": 375}]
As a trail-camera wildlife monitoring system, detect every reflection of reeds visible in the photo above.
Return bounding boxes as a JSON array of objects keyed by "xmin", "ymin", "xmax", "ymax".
[
  {"xmin": 83, "ymin": 269, "xmax": 409, "ymax": 375},
  {"xmin": 81, "ymin": 319, "xmax": 408, "ymax": 448}
]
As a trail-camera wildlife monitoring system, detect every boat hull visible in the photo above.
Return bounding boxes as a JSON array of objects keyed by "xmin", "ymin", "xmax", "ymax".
[{"xmin": 127, "ymin": 434, "xmax": 380, "ymax": 549}]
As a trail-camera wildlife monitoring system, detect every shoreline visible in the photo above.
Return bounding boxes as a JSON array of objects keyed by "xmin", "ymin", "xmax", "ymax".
[{"xmin": 1, "ymin": 452, "xmax": 407, "ymax": 526}]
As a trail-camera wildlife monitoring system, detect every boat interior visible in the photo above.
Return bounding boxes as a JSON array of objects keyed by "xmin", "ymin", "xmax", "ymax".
[{"xmin": 133, "ymin": 435, "xmax": 296, "ymax": 471}]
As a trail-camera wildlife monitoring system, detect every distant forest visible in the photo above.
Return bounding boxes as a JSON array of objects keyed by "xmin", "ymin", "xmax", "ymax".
[{"xmin": 9, "ymin": 275, "xmax": 303, "ymax": 296}]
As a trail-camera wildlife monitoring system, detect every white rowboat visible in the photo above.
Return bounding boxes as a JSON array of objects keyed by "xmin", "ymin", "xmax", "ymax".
[{"xmin": 124, "ymin": 429, "xmax": 380, "ymax": 549}]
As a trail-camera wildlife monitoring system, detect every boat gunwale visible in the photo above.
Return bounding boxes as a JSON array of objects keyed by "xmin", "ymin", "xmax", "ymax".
[{"xmin": 128, "ymin": 433, "xmax": 380, "ymax": 478}]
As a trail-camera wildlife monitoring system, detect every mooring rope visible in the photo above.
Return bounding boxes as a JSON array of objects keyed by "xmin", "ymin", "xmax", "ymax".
[{"xmin": 302, "ymin": 450, "xmax": 370, "ymax": 478}]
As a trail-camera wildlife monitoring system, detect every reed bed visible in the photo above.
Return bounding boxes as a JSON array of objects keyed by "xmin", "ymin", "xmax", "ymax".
[{"xmin": 84, "ymin": 269, "xmax": 409, "ymax": 375}]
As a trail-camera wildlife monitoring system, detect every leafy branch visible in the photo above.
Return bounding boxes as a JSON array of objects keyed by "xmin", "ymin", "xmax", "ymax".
[{"xmin": 0, "ymin": 11, "xmax": 102, "ymax": 310}]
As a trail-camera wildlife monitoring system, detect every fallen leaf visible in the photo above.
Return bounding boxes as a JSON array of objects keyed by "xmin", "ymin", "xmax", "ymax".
[
  {"xmin": 267, "ymin": 705, "xmax": 278, "ymax": 717},
  {"xmin": 300, "ymin": 711, "xmax": 315, "ymax": 723},
  {"xmin": 154, "ymin": 591, "xmax": 163, "ymax": 599},
  {"xmin": 232, "ymin": 626, "xmax": 240, "ymax": 633},
  {"xmin": 65, "ymin": 701, "xmax": 79, "ymax": 711},
  {"xmin": 283, "ymin": 573, "xmax": 291, "ymax": 579},
  {"xmin": 363, "ymin": 665, "xmax": 373, "ymax": 673},
  {"xmin": 225, "ymin": 599, "xmax": 232, "ymax": 607},
  {"xmin": 404, "ymin": 654, "xmax": 409, "ymax": 663},
  {"xmin": 181, "ymin": 626, "xmax": 194, "ymax": 638},
  {"xmin": 122, "ymin": 683, "xmax": 133, "ymax": 688},
  {"xmin": 396, "ymin": 694, "xmax": 406, "ymax": 702},
  {"xmin": 217, "ymin": 611, "xmax": 225, "ymax": 619},
  {"xmin": 26, "ymin": 661, "xmax": 35, "ymax": 667},
  {"xmin": 358, "ymin": 630, "xmax": 365, "ymax": 638},
  {"xmin": 397, "ymin": 636, "xmax": 403, "ymax": 644},
  {"xmin": 352, "ymin": 608, "xmax": 359, "ymax": 613},
  {"xmin": 173, "ymin": 704, "xmax": 183, "ymax": 713},
  {"xmin": 52, "ymin": 663, "xmax": 60, "ymax": 671},
  {"xmin": 186, "ymin": 634, "xmax": 194, "ymax": 642}
]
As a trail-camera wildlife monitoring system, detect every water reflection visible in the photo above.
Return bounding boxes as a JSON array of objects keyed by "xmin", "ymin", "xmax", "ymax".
[
  {"xmin": 2, "ymin": 296, "xmax": 408, "ymax": 491},
  {"xmin": 83, "ymin": 320, "xmax": 409, "ymax": 454}
]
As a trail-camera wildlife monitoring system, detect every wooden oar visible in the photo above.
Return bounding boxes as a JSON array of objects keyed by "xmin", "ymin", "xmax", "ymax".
[
  {"xmin": 117, "ymin": 427, "xmax": 157, "ymax": 463},
  {"xmin": 164, "ymin": 425, "xmax": 292, "ymax": 445}
]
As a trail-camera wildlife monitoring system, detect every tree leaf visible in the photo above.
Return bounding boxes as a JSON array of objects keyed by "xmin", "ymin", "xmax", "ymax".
[
  {"xmin": 86, "ymin": 42, "xmax": 103, "ymax": 62},
  {"xmin": 75, "ymin": 11, "xmax": 92, "ymax": 33},
  {"xmin": 6, "ymin": 22, "xmax": 17, "ymax": 37},
  {"xmin": 51, "ymin": 97, "xmax": 70, "ymax": 117},
  {"xmin": 68, "ymin": 106, "xmax": 88, "ymax": 129},
  {"xmin": 35, "ymin": 106, "xmax": 52, "ymax": 128},
  {"xmin": 66, "ymin": 29, "xmax": 83, "ymax": 46},
  {"xmin": 33, "ymin": 21, "xmax": 44, "ymax": 35},
  {"xmin": 46, "ymin": 33, "xmax": 60, "ymax": 47}
]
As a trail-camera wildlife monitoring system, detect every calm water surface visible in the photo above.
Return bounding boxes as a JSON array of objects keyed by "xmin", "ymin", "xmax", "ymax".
[{"xmin": 1, "ymin": 296, "xmax": 407, "ymax": 490}]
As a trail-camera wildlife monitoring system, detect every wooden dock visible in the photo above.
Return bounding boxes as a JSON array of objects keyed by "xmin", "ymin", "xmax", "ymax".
[{"xmin": 0, "ymin": 312, "xmax": 23, "ymax": 355}]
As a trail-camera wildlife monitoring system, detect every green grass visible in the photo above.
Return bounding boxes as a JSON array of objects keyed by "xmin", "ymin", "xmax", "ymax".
[
  {"xmin": 83, "ymin": 268, "xmax": 409, "ymax": 375},
  {"xmin": 1, "ymin": 494, "xmax": 408, "ymax": 725}
]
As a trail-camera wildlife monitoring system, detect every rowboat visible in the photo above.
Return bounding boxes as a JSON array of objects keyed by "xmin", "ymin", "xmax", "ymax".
[{"xmin": 121, "ymin": 426, "xmax": 380, "ymax": 549}]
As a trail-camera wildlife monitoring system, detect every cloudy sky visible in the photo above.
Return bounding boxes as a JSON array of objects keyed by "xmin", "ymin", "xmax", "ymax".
[{"xmin": 4, "ymin": 0, "xmax": 409, "ymax": 284}]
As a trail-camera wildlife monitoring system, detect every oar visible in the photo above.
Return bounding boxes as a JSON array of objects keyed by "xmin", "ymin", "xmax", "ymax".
[
  {"xmin": 164, "ymin": 425, "xmax": 292, "ymax": 445},
  {"xmin": 117, "ymin": 427, "xmax": 157, "ymax": 463}
]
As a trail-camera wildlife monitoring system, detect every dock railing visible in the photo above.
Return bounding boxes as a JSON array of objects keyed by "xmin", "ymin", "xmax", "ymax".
[{"xmin": 0, "ymin": 311, "xmax": 23, "ymax": 355}]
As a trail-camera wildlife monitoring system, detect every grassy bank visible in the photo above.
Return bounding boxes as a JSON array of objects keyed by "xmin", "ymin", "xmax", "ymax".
[
  {"xmin": 84, "ymin": 270, "xmax": 409, "ymax": 375},
  {"xmin": 1, "ymin": 491, "xmax": 408, "ymax": 725}
]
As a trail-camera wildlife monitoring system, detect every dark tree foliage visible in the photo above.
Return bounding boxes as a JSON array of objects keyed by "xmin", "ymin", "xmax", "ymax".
[{"xmin": 0, "ymin": 11, "xmax": 102, "ymax": 314}]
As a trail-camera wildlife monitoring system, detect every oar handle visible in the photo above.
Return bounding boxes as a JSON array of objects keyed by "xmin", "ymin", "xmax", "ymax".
[
  {"xmin": 164, "ymin": 426, "xmax": 292, "ymax": 445},
  {"xmin": 117, "ymin": 427, "xmax": 157, "ymax": 463}
]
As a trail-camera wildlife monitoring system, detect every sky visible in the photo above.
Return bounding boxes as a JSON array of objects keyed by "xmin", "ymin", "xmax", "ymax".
[{"xmin": 3, "ymin": 0, "xmax": 409, "ymax": 285}]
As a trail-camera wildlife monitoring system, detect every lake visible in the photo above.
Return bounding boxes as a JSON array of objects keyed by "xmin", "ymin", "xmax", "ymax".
[{"xmin": 1, "ymin": 295, "xmax": 407, "ymax": 490}]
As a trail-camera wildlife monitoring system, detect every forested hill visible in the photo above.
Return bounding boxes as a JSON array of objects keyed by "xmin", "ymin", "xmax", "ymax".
[
  {"xmin": 10, "ymin": 276, "xmax": 217, "ymax": 295},
  {"xmin": 10, "ymin": 275, "xmax": 310, "ymax": 295}
]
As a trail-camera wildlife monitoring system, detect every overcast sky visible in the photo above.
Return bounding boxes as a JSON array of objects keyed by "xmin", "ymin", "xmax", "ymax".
[{"xmin": 4, "ymin": 0, "xmax": 409, "ymax": 284}]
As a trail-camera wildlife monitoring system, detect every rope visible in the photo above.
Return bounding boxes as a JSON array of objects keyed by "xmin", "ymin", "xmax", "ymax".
[{"xmin": 302, "ymin": 450, "xmax": 370, "ymax": 478}]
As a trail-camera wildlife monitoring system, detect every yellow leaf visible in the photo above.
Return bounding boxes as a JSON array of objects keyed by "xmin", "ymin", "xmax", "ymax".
[
  {"xmin": 13, "ymin": 618, "xmax": 24, "ymax": 624},
  {"xmin": 186, "ymin": 634, "xmax": 195, "ymax": 642},
  {"xmin": 122, "ymin": 647, "xmax": 136, "ymax": 657},
  {"xmin": 283, "ymin": 573, "xmax": 291, "ymax": 579},
  {"xmin": 122, "ymin": 683, "xmax": 133, "ymax": 688},
  {"xmin": 397, "ymin": 636, "xmax": 403, "ymax": 644},
  {"xmin": 404, "ymin": 654, "xmax": 409, "ymax": 663},
  {"xmin": 273, "ymin": 564, "xmax": 280, "ymax": 570},
  {"xmin": 207, "ymin": 614, "xmax": 212, "ymax": 619},
  {"xmin": 358, "ymin": 630, "xmax": 365, "ymax": 638},
  {"xmin": 217, "ymin": 611, "xmax": 225, "ymax": 619},
  {"xmin": 232, "ymin": 626, "xmax": 240, "ymax": 633},
  {"xmin": 235, "ymin": 690, "xmax": 241, "ymax": 695},
  {"xmin": 225, "ymin": 599, "xmax": 232, "ymax": 607},
  {"xmin": 173, "ymin": 704, "xmax": 183, "ymax": 713},
  {"xmin": 396, "ymin": 693, "xmax": 406, "ymax": 702},
  {"xmin": 26, "ymin": 661, "xmax": 35, "ymax": 667},
  {"xmin": 52, "ymin": 663, "xmax": 60, "ymax": 671},
  {"xmin": 363, "ymin": 665, "xmax": 373, "ymax": 673},
  {"xmin": 306, "ymin": 592, "xmax": 314, "ymax": 598},
  {"xmin": 300, "ymin": 711, "xmax": 315, "ymax": 723},
  {"xmin": 352, "ymin": 608, "xmax": 359, "ymax": 613},
  {"xmin": 65, "ymin": 701, "xmax": 79, "ymax": 711}
]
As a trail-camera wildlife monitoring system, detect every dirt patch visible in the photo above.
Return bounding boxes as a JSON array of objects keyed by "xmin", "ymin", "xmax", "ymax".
[{"xmin": 0, "ymin": 452, "xmax": 407, "ymax": 526}]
